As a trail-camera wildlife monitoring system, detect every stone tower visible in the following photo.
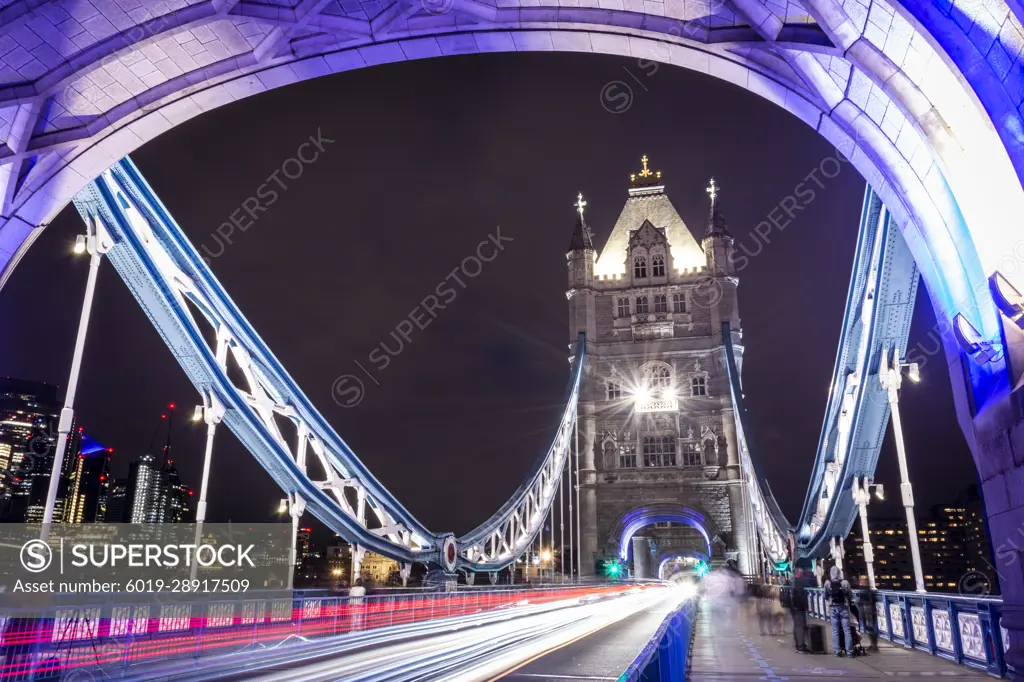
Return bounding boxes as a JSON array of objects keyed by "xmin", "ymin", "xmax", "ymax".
[{"xmin": 566, "ymin": 157, "xmax": 754, "ymax": 578}]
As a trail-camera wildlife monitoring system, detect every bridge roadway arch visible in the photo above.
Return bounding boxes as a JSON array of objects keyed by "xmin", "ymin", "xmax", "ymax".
[{"xmin": 4, "ymin": 0, "xmax": 1024, "ymax": 668}]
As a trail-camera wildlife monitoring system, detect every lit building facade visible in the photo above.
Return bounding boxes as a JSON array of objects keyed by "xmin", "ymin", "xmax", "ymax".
[
  {"xmin": 63, "ymin": 435, "xmax": 112, "ymax": 524},
  {"xmin": 0, "ymin": 378, "xmax": 64, "ymax": 522},
  {"xmin": 567, "ymin": 157, "xmax": 753, "ymax": 576},
  {"xmin": 843, "ymin": 487, "xmax": 996, "ymax": 593}
]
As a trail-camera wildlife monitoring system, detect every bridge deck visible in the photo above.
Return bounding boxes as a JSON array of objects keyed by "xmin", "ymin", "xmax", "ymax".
[
  {"xmin": 689, "ymin": 600, "xmax": 991, "ymax": 681},
  {"xmin": 498, "ymin": 593, "xmax": 680, "ymax": 680}
]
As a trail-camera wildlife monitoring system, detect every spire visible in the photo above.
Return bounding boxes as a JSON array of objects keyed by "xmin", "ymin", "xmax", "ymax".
[
  {"xmin": 629, "ymin": 155, "xmax": 664, "ymax": 195},
  {"xmin": 704, "ymin": 177, "xmax": 731, "ymax": 239},
  {"xmin": 568, "ymin": 191, "xmax": 594, "ymax": 251}
]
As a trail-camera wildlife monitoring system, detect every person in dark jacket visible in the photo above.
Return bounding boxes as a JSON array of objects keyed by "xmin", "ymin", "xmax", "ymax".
[{"xmin": 789, "ymin": 562, "xmax": 814, "ymax": 653}]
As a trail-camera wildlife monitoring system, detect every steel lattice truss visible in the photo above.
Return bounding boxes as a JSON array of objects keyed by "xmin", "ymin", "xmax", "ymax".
[
  {"xmin": 458, "ymin": 355, "xmax": 580, "ymax": 567},
  {"xmin": 722, "ymin": 186, "xmax": 920, "ymax": 566},
  {"xmin": 72, "ymin": 157, "xmax": 582, "ymax": 572}
]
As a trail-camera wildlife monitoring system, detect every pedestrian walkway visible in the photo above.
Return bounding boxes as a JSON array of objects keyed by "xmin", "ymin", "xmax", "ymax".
[{"xmin": 688, "ymin": 600, "xmax": 992, "ymax": 680}]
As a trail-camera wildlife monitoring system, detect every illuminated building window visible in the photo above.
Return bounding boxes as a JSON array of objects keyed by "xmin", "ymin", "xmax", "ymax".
[
  {"xmin": 636, "ymin": 296, "xmax": 649, "ymax": 314},
  {"xmin": 607, "ymin": 382, "xmax": 622, "ymax": 400},
  {"xmin": 634, "ymin": 257, "xmax": 648, "ymax": 279},
  {"xmin": 642, "ymin": 436, "xmax": 676, "ymax": 467},
  {"xmin": 673, "ymin": 293, "xmax": 686, "ymax": 313},
  {"xmin": 618, "ymin": 441, "xmax": 637, "ymax": 469},
  {"xmin": 654, "ymin": 294, "xmax": 668, "ymax": 313},
  {"xmin": 617, "ymin": 298, "xmax": 630, "ymax": 317},
  {"xmin": 652, "ymin": 254, "xmax": 665, "ymax": 277}
]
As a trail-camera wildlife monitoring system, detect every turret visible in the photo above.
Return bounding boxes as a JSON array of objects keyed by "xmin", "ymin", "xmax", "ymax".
[
  {"xmin": 566, "ymin": 192, "xmax": 597, "ymax": 349},
  {"xmin": 701, "ymin": 178, "xmax": 735, "ymax": 276}
]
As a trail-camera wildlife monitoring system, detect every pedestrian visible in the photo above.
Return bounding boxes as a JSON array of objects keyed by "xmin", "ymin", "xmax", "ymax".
[
  {"xmin": 756, "ymin": 584, "xmax": 773, "ymax": 635},
  {"xmin": 823, "ymin": 566, "xmax": 854, "ymax": 657},
  {"xmin": 788, "ymin": 562, "xmax": 812, "ymax": 653},
  {"xmin": 349, "ymin": 578, "xmax": 367, "ymax": 631}
]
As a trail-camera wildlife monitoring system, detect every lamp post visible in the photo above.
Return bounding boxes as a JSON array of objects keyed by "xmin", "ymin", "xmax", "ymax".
[
  {"xmin": 851, "ymin": 477, "xmax": 884, "ymax": 590},
  {"xmin": 42, "ymin": 220, "xmax": 113, "ymax": 533},
  {"xmin": 190, "ymin": 390, "xmax": 225, "ymax": 580},
  {"xmin": 879, "ymin": 345, "xmax": 924, "ymax": 592}
]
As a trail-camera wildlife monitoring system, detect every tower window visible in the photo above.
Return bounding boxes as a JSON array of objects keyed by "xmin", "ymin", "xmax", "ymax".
[
  {"xmin": 642, "ymin": 436, "xmax": 676, "ymax": 467},
  {"xmin": 654, "ymin": 294, "xmax": 667, "ymax": 313},
  {"xmin": 607, "ymin": 382, "xmax": 622, "ymax": 400},
  {"xmin": 691, "ymin": 376, "xmax": 707, "ymax": 396},
  {"xmin": 634, "ymin": 256, "xmax": 647, "ymax": 279},
  {"xmin": 619, "ymin": 441, "xmax": 637, "ymax": 468},
  {"xmin": 673, "ymin": 293, "xmax": 686, "ymax": 313},
  {"xmin": 652, "ymin": 254, "xmax": 665, "ymax": 277},
  {"xmin": 681, "ymin": 442, "xmax": 702, "ymax": 467},
  {"xmin": 617, "ymin": 298, "xmax": 630, "ymax": 317},
  {"xmin": 635, "ymin": 296, "xmax": 649, "ymax": 314}
]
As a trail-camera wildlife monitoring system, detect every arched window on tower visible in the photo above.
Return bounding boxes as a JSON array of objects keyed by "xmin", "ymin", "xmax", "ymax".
[
  {"xmin": 654, "ymin": 294, "xmax": 667, "ymax": 313},
  {"xmin": 691, "ymin": 376, "xmax": 707, "ymax": 396},
  {"xmin": 652, "ymin": 254, "xmax": 665, "ymax": 277},
  {"xmin": 673, "ymin": 293, "xmax": 687, "ymax": 313},
  {"xmin": 635, "ymin": 296, "xmax": 649, "ymax": 314},
  {"xmin": 607, "ymin": 382, "xmax": 622, "ymax": 400},
  {"xmin": 634, "ymin": 256, "xmax": 647, "ymax": 279}
]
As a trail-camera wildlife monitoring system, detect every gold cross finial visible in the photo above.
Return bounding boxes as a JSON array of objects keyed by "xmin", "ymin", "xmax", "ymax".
[
  {"xmin": 639, "ymin": 155, "xmax": 653, "ymax": 178},
  {"xmin": 706, "ymin": 178, "xmax": 719, "ymax": 209},
  {"xmin": 574, "ymin": 192, "xmax": 587, "ymax": 220}
]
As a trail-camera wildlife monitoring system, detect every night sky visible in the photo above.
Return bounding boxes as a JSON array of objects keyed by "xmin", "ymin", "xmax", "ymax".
[{"xmin": 0, "ymin": 52, "xmax": 976, "ymax": 539}]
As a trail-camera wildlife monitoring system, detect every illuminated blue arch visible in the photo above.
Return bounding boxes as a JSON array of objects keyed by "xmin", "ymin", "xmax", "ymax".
[
  {"xmin": 657, "ymin": 548, "xmax": 709, "ymax": 580},
  {"xmin": 614, "ymin": 506, "xmax": 712, "ymax": 562}
]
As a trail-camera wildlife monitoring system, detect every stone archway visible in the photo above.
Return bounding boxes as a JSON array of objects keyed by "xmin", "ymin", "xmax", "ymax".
[
  {"xmin": 4, "ymin": 0, "xmax": 1024, "ymax": 664},
  {"xmin": 608, "ymin": 504, "xmax": 721, "ymax": 561}
]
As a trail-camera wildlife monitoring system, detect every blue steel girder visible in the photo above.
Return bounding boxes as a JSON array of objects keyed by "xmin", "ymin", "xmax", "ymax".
[
  {"xmin": 71, "ymin": 157, "xmax": 582, "ymax": 573},
  {"xmin": 795, "ymin": 186, "xmax": 920, "ymax": 558}
]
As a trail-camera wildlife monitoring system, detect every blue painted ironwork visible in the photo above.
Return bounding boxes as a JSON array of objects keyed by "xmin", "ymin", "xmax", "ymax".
[
  {"xmin": 620, "ymin": 600, "xmax": 697, "ymax": 681},
  {"xmin": 805, "ymin": 587, "xmax": 1007, "ymax": 677},
  {"xmin": 71, "ymin": 158, "xmax": 583, "ymax": 572},
  {"xmin": 795, "ymin": 187, "xmax": 920, "ymax": 558},
  {"xmin": 720, "ymin": 186, "xmax": 920, "ymax": 566}
]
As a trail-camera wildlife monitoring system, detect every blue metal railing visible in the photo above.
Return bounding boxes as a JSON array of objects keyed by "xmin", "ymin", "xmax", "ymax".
[
  {"xmin": 805, "ymin": 587, "xmax": 1008, "ymax": 677},
  {"xmin": 620, "ymin": 600, "xmax": 697, "ymax": 681}
]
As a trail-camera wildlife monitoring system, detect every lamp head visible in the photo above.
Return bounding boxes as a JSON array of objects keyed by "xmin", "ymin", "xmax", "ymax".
[
  {"xmin": 906, "ymin": 363, "xmax": 921, "ymax": 383},
  {"xmin": 193, "ymin": 405, "xmax": 204, "ymax": 422},
  {"xmin": 73, "ymin": 235, "xmax": 87, "ymax": 254},
  {"xmin": 873, "ymin": 483, "xmax": 885, "ymax": 501}
]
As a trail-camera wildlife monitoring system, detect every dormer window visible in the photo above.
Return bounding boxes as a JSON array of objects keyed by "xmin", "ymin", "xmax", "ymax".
[
  {"xmin": 654, "ymin": 294, "xmax": 667, "ymax": 313},
  {"xmin": 634, "ymin": 256, "xmax": 647, "ymax": 279},
  {"xmin": 635, "ymin": 296, "xmax": 649, "ymax": 314},
  {"xmin": 673, "ymin": 293, "xmax": 687, "ymax": 313},
  {"xmin": 652, "ymin": 254, "xmax": 665, "ymax": 277}
]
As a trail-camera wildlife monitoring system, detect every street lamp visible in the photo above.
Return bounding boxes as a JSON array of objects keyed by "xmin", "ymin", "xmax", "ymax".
[
  {"xmin": 879, "ymin": 345, "xmax": 926, "ymax": 593},
  {"xmin": 851, "ymin": 477, "xmax": 879, "ymax": 589},
  {"xmin": 42, "ymin": 220, "xmax": 113, "ymax": 533}
]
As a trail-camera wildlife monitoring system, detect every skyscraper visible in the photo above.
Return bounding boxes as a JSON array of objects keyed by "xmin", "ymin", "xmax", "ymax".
[
  {"xmin": 0, "ymin": 378, "xmax": 63, "ymax": 522},
  {"xmin": 63, "ymin": 436, "xmax": 112, "ymax": 524}
]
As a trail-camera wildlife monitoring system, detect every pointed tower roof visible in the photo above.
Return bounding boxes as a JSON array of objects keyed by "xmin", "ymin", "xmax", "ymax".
[
  {"xmin": 703, "ymin": 178, "xmax": 732, "ymax": 239},
  {"xmin": 594, "ymin": 156, "xmax": 706, "ymax": 277},
  {"xmin": 568, "ymin": 191, "xmax": 594, "ymax": 251}
]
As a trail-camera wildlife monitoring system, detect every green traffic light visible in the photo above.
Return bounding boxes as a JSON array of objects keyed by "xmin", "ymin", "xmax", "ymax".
[{"xmin": 608, "ymin": 563, "xmax": 620, "ymax": 575}]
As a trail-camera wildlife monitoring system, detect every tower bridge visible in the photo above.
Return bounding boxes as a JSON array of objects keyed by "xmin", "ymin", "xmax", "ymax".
[{"xmin": 0, "ymin": 0, "xmax": 1024, "ymax": 673}]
